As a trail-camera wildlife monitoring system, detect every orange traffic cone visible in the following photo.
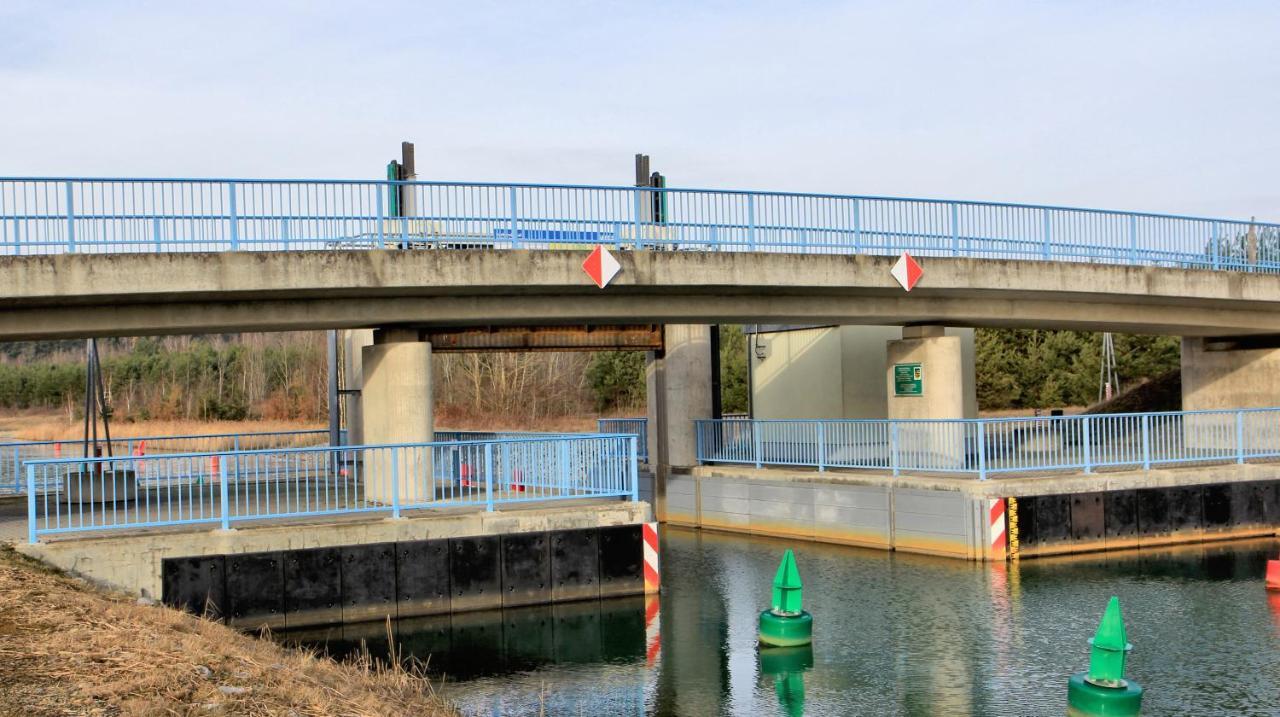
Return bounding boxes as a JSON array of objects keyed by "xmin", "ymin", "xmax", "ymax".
[
  {"xmin": 54, "ymin": 442, "xmax": 62, "ymax": 458},
  {"xmin": 511, "ymin": 468, "xmax": 525, "ymax": 493},
  {"xmin": 460, "ymin": 463, "xmax": 473, "ymax": 488}
]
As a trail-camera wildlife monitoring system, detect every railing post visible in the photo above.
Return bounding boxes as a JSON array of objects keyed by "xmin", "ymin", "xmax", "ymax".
[
  {"xmin": 485, "ymin": 443, "xmax": 495, "ymax": 511},
  {"xmin": 227, "ymin": 182, "xmax": 239, "ymax": 251},
  {"xmin": 508, "ymin": 186, "xmax": 521, "ymax": 248},
  {"xmin": 1128, "ymin": 214, "xmax": 1138, "ymax": 263},
  {"xmin": 1237, "ymin": 410, "xmax": 1246, "ymax": 464},
  {"xmin": 1042, "ymin": 208, "xmax": 1051, "ymax": 260},
  {"xmin": 233, "ymin": 435, "xmax": 241, "ymax": 480},
  {"xmin": 890, "ymin": 422, "xmax": 900, "ymax": 477},
  {"xmin": 1211, "ymin": 221, "xmax": 1220, "ymax": 270},
  {"xmin": 950, "ymin": 202, "xmax": 959, "ymax": 256},
  {"xmin": 152, "ymin": 216, "xmax": 162, "ymax": 252},
  {"xmin": 977, "ymin": 420, "xmax": 987, "ymax": 481},
  {"xmin": 629, "ymin": 437, "xmax": 639, "ymax": 501},
  {"xmin": 64, "ymin": 180, "xmax": 75, "ymax": 253},
  {"xmin": 559, "ymin": 440, "xmax": 571, "ymax": 496},
  {"xmin": 633, "ymin": 189, "xmax": 643, "ymax": 248},
  {"xmin": 219, "ymin": 456, "xmax": 230, "ymax": 530},
  {"xmin": 695, "ymin": 422, "xmax": 704, "ymax": 464},
  {"xmin": 747, "ymin": 193, "xmax": 757, "ymax": 250},
  {"xmin": 1141, "ymin": 414, "xmax": 1151, "ymax": 471},
  {"xmin": 26, "ymin": 464, "xmax": 36, "ymax": 544},
  {"xmin": 1082, "ymin": 416, "xmax": 1092, "ymax": 474},
  {"xmin": 816, "ymin": 422, "xmax": 826, "ymax": 472},
  {"xmin": 391, "ymin": 449, "xmax": 401, "ymax": 519},
  {"xmin": 376, "ymin": 185, "xmax": 385, "ymax": 246},
  {"xmin": 752, "ymin": 421, "xmax": 763, "ymax": 469},
  {"xmin": 852, "ymin": 198, "xmax": 862, "ymax": 253}
]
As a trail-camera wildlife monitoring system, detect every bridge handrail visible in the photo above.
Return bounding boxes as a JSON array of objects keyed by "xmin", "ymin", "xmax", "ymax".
[
  {"xmin": 3, "ymin": 178, "xmax": 1278, "ymax": 272},
  {"xmin": 0, "ymin": 177, "xmax": 1276, "ymax": 226}
]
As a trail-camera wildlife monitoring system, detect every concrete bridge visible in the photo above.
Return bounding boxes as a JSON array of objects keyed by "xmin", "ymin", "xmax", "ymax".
[{"xmin": 7, "ymin": 176, "xmax": 1280, "ymax": 616}]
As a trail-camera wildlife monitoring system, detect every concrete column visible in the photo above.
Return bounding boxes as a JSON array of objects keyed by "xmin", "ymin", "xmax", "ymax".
[
  {"xmin": 886, "ymin": 326, "xmax": 977, "ymax": 468},
  {"xmin": 341, "ymin": 329, "xmax": 375, "ymax": 445},
  {"xmin": 1181, "ymin": 337, "xmax": 1280, "ymax": 452},
  {"xmin": 647, "ymin": 325, "xmax": 714, "ymax": 519},
  {"xmin": 360, "ymin": 329, "xmax": 433, "ymax": 505}
]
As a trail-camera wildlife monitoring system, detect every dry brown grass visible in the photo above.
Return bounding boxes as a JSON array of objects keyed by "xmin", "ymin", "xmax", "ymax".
[
  {"xmin": 3, "ymin": 416, "xmax": 323, "ymax": 443},
  {"xmin": 0, "ymin": 546, "xmax": 457, "ymax": 717}
]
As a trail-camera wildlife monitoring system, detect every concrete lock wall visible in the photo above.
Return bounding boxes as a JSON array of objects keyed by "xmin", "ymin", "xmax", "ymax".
[
  {"xmin": 670, "ymin": 466, "xmax": 990, "ymax": 560},
  {"xmin": 361, "ymin": 334, "xmax": 433, "ymax": 504},
  {"xmin": 18, "ymin": 501, "xmax": 650, "ymax": 608},
  {"xmin": 158, "ymin": 524, "xmax": 649, "ymax": 630}
]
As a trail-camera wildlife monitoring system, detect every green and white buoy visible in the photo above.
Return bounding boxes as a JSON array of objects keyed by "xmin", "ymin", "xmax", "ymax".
[
  {"xmin": 1067, "ymin": 596, "xmax": 1144, "ymax": 716},
  {"xmin": 758, "ymin": 549, "xmax": 813, "ymax": 647}
]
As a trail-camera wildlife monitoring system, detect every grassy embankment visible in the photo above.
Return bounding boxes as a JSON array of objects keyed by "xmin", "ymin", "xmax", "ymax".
[{"xmin": 0, "ymin": 545, "xmax": 457, "ymax": 717}]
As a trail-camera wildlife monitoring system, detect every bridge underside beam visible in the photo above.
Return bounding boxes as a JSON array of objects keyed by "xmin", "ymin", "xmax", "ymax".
[
  {"xmin": 424, "ymin": 325, "xmax": 662, "ymax": 352},
  {"xmin": 4, "ymin": 292, "xmax": 1280, "ymax": 341},
  {"xmin": 4, "ymin": 250, "xmax": 1280, "ymax": 340}
]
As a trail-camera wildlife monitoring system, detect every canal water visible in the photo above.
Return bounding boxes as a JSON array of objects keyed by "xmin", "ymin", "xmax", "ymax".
[{"xmin": 280, "ymin": 528, "xmax": 1280, "ymax": 716}]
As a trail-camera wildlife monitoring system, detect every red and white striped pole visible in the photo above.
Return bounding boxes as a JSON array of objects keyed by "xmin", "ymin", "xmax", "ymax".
[
  {"xmin": 988, "ymin": 498, "xmax": 1008, "ymax": 561},
  {"xmin": 642, "ymin": 522, "xmax": 661, "ymax": 666},
  {"xmin": 643, "ymin": 522, "xmax": 660, "ymax": 593}
]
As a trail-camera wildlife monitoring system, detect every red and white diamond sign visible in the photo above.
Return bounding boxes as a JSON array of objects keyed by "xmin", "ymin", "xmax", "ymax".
[
  {"xmin": 582, "ymin": 245, "xmax": 621, "ymax": 288},
  {"xmin": 890, "ymin": 252, "xmax": 923, "ymax": 291}
]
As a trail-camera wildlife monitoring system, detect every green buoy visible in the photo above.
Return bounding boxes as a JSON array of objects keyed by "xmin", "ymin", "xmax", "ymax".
[
  {"xmin": 758, "ymin": 549, "xmax": 813, "ymax": 647},
  {"xmin": 1067, "ymin": 596, "xmax": 1144, "ymax": 716}
]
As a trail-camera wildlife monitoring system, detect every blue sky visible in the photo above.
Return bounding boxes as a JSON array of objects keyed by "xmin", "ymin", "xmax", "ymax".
[{"xmin": 1, "ymin": 1, "xmax": 1277, "ymax": 218}]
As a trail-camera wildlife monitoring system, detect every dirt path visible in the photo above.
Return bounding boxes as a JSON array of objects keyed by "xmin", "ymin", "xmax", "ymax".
[{"xmin": 0, "ymin": 547, "xmax": 457, "ymax": 717}]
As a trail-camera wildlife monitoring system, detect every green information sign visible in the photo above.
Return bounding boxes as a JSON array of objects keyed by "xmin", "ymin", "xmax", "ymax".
[{"xmin": 894, "ymin": 363, "xmax": 923, "ymax": 397}]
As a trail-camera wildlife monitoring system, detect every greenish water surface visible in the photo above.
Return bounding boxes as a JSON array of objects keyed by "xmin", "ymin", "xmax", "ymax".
[{"xmin": 281, "ymin": 528, "xmax": 1280, "ymax": 716}]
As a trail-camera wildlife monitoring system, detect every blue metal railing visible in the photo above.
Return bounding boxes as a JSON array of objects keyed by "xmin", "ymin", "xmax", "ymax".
[
  {"xmin": 694, "ymin": 408, "xmax": 1280, "ymax": 479},
  {"xmin": 25, "ymin": 433, "xmax": 639, "ymax": 542},
  {"xmin": 1, "ymin": 178, "xmax": 1277, "ymax": 272},
  {"xmin": 597, "ymin": 418, "xmax": 648, "ymax": 462},
  {"xmin": 0, "ymin": 429, "xmax": 334, "ymax": 495}
]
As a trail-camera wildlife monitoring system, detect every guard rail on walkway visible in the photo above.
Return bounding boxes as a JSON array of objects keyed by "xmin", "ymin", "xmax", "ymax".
[
  {"xmin": 597, "ymin": 419, "xmax": 648, "ymax": 462},
  {"xmin": 25, "ymin": 433, "xmax": 638, "ymax": 542},
  {"xmin": 695, "ymin": 409, "xmax": 1280, "ymax": 479},
  {"xmin": 1, "ymin": 178, "xmax": 1277, "ymax": 272},
  {"xmin": 1, "ymin": 429, "xmax": 335, "ymax": 494}
]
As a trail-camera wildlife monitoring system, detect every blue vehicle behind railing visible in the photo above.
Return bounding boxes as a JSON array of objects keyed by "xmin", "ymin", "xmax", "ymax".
[
  {"xmin": 695, "ymin": 408, "xmax": 1280, "ymax": 479},
  {"xmin": 25, "ymin": 433, "xmax": 639, "ymax": 542},
  {"xmin": 2, "ymin": 178, "xmax": 1278, "ymax": 273},
  {"xmin": 0, "ymin": 428, "xmax": 334, "ymax": 494}
]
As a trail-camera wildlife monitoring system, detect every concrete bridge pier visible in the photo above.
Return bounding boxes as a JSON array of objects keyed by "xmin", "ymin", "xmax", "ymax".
[
  {"xmin": 361, "ymin": 329, "xmax": 434, "ymax": 505},
  {"xmin": 647, "ymin": 325, "xmax": 714, "ymax": 521},
  {"xmin": 886, "ymin": 326, "xmax": 977, "ymax": 468},
  {"xmin": 1181, "ymin": 337, "xmax": 1280, "ymax": 452}
]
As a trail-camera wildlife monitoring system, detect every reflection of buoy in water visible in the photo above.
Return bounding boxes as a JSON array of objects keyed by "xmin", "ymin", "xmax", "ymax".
[
  {"xmin": 1266, "ymin": 558, "xmax": 1280, "ymax": 591},
  {"xmin": 758, "ymin": 549, "xmax": 812, "ymax": 647},
  {"xmin": 1066, "ymin": 596, "xmax": 1143, "ymax": 717},
  {"xmin": 759, "ymin": 644, "xmax": 812, "ymax": 717}
]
